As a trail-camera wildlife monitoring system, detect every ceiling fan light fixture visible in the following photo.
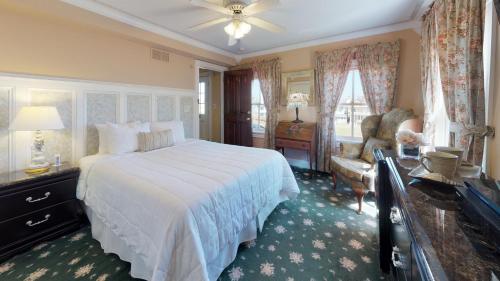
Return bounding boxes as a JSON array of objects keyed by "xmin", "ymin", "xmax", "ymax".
[{"xmin": 224, "ymin": 20, "xmax": 251, "ymax": 39}]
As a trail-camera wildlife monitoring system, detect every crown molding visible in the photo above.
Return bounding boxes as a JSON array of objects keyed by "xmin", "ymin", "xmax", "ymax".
[
  {"xmin": 62, "ymin": 0, "xmax": 425, "ymax": 63},
  {"xmin": 235, "ymin": 20, "xmax": 420, "ymax": 61},
  {"xmin": 61, "ymin": 0, "xmax": 236, "ymax": 59}
]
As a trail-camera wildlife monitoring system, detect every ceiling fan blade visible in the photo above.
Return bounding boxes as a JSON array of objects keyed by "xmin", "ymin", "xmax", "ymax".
[
  {"xmin": 246, "ymin": 17, "xmax": 285, "ymax": 33},
  {"xmin": 188, "ymin": 17, "xmax": 231, "ymax": 31},
  {"xmin": 228, "ymin": 36, "xmax": 238, "ymax": 46},
  {"xmin": 190, "ymin": 0, "xmax": 232, "ymax": 15},
  {"xmin": 244, "ymin": 0, "xmax": 280, "ymax": 16}
]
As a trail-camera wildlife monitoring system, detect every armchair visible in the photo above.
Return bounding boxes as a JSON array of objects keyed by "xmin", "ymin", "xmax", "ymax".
[{"xmin": 331, "ymin": 108, "xmax": 415, "ymax": 214}]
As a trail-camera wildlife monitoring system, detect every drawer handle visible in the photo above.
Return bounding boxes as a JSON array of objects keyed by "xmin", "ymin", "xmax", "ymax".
[
  {"xmin": 391, "ymin": 246, "xmax": 405, "ymax": 268},
  {"xmin": 390, "ymin": 207, "xmax": 402, "ymax": 224},
  {"xmin": 26, "ymin": 192, "xmax": 51, "ymax": 203},
  {"xmin": 26, "ymin": 214, "xmax": 51, "ymax": 227}
]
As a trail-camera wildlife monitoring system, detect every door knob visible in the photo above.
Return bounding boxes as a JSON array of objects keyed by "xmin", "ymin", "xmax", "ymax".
[
  {"xmin": 246, "ymin": 118, "xmax": 250, "ymax": 121},
  {"xmin": 247, "ymin": 111, "xmax": 251, "ymax": 114}
]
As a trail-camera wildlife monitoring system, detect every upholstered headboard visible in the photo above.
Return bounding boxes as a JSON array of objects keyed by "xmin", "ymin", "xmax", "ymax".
[{"xmin": 0, "ymin": 73, "xmax": 197, "ymax": 174}]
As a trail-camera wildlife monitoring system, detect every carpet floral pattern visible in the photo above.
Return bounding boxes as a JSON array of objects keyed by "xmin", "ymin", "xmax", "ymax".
[{"xmin": 0, "ymin": 168, "xmax": 385, "ymax": 281}]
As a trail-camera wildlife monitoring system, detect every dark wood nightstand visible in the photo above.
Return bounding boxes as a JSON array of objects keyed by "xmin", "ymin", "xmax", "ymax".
[
  {"xmin": 0, "ymin": 164, "xmax": 85, "ymax": 262},
  {"xmin": 275, "ymin": 121, "xmax": 317, "ymax": 177}
]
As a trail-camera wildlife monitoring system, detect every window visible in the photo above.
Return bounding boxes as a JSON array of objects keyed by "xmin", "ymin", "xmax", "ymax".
[
  {"xmin": 251, "ymin": 79, "xmax": 266, "ymax": 134},
  {"xmin": 198, "ymin": 81, "xmax": 206, "ymax": 115},
  {"xmin": 334, "ymin": 70, "xmax": 370, "ymax": 140}
]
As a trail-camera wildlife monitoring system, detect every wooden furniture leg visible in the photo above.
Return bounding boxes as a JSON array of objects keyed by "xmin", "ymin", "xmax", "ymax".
[
  {"xmin": 354, "ymin": 189, "xmax": 365, "ymax": 215},
  {"xmin": 331, "ymin": 171, "xmax": 337, "ymax": 190}
]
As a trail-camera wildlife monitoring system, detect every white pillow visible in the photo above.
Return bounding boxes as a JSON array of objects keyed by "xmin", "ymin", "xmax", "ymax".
[
  {"xmin": 96, "ymin": 122, "xmax": 150, "ymax": 154},
  {"xmin": 150, "ymin": 121, "xmax": 185, "ymax": 143}
]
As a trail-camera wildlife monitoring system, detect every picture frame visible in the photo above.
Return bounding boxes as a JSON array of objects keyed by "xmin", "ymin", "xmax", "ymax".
[{"xmin": 281, "ymin": 69, "xmax": 315, "ymax": 106}]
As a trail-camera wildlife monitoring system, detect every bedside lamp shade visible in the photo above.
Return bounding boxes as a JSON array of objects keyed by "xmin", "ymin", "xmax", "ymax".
[
  {"xmin": 287, "ymin": 92, "xmax": 309, "ymax": 123},
  {"xmin": 10, "ymin": 106, "xmax": 64, "ymax": 131},
  {"xmin": 286, "ymin": 92, "xmax": 309, "ymax": 110}
]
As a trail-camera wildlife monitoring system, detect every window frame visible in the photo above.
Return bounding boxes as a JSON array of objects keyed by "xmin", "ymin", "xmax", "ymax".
[
  {"xmin": 335, "ymin": 68, "xmax": 369, "ymax": 143},
  {"xmin": 251, "ymin": 79, "xmax": 266, "ymax": 135},
  {"xmin": 198, "ymin": 81, "xmax": 207, "ymax": 115}
]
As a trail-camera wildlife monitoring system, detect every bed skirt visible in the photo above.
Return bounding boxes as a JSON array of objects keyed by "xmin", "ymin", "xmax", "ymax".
[{"xmin": 84, "ymin": 194, "xmax": 288, "ymax": 281}]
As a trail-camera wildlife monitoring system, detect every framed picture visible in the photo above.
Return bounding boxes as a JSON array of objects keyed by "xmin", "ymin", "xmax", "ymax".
[{"xmin": 281, "ymin": 69, "xmax": 315, "ymax": 106}]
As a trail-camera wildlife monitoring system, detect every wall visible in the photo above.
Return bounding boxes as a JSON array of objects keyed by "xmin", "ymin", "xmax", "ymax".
[
  {"xmin": 0, "ymin": 0, "xmax": 236, "ymax": 90},
  {"xmin": 240, "ymin": 29, "xmax": 424, "ymax": 122},
  {"xmin": 487, "ymin": 20, "xmax": 500, "ymax": 179}
]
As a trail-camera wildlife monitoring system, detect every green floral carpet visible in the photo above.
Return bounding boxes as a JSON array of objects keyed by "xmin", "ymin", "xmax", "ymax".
[{"xmin": 0, "ymin": 168, "xmax": 385, "ymax": 281}]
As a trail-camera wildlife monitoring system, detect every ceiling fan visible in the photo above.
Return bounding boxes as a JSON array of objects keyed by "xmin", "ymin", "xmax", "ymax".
[{"xmin": 189, "ymin": 0, "xmax": 285, "ymax": 46}]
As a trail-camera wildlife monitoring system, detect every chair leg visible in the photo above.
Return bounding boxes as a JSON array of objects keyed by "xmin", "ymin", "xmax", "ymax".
[
  {"xmin": 354, "ymin": 189, "xmax": 365, "ymax": 215},
  {"xmin": 331, "ymin": 171, "xmax": 337, "ymax": 190}
]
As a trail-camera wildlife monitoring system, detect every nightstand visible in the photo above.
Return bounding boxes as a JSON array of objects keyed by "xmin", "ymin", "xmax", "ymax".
[{"xmin": 0, "ymin": 164, "xmax": 85, "ymax": 262}]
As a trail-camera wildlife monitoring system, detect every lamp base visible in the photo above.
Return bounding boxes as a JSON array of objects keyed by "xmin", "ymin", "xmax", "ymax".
[
  {"xmin": 24, "ymin": 163, "xmax": 50, "ymax": 175},
  {"xmin": 292, "ymin": 119, "xmax": 304, "ymax": 123}
]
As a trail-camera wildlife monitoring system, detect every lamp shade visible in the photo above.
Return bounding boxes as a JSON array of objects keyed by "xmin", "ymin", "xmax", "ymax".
[
  {"xmin": 9, "ymin": 106, "xmax": 64, "ymax": 131},
  {"xmin": 287, "ymin": 92, "xmax": 309, "ymax": 110}
]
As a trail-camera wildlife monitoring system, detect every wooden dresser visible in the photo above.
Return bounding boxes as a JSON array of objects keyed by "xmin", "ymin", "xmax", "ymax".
[
  {"xmin": 275, "ymin": 121, "xmax": 317, "ymax": 175},
  {"xmin": 0, "ymin": 164, "xmax": 85, "ymax": 262}
]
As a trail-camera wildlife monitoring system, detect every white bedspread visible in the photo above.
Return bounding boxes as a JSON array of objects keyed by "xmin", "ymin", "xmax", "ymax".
[{"xmin": 77, "ymin": 140, "xmax": 299, "ymax": 281}]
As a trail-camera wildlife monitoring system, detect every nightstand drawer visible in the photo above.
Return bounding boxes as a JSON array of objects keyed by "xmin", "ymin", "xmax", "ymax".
[
  {"xmin": 276, "ymin": 138, "xmax": 310, "ymax": 150},
  {"xmin": 0, "ymin": 200, "xmax": 81, "ymax": 251},
  {"xmin": 0, "ymin": 178, "xmax": 77, "ymax": 222}
]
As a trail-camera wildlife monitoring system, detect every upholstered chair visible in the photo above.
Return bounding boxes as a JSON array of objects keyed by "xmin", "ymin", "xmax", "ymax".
[{"xmin": 331, "ymin": 108, "xmax": 415, "ymax": 214}]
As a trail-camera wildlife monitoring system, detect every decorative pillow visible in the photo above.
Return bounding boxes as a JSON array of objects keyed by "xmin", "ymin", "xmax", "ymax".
[
  {"xmin": 360, "ymin": 137, "xmax": 391, "ymax": 164},
  {"xmin": 138, "ymin": 130, "xmax": 174, "ymax": 152},
  {"xmin": 96, "ymin": 122, "xmax": 150, "ymax": 154},
  {"xmin": 150, "ymin": 121, "xmax": 185, "ymax": 143}
]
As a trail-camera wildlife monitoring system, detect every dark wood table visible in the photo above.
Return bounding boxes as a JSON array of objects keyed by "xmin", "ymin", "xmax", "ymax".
[{"xmin": 275, "ymin": 121, "xmax": 317, "ymax": 176}]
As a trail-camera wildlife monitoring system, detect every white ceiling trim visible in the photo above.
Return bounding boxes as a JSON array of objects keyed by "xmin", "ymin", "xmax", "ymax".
[
  {"xmin": 61, "ymin": 0, "xmax": 236, "ymax": 58},
  {"xmin": 235, "ymin": 20, "xmax": 420, "ymax": 61}
]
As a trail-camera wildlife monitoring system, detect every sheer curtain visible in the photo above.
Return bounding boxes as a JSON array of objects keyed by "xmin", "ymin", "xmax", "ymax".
[
  {"xmin": 252, "ymin": 58, "xmax": 281, "ymax": 149},
  {"xmin": 315, "ymin": 47, "xmax": 355, "ymax": 172},
  {"xmin": 421, "ymin": 10, "xmax": 450, "ymax": 146}
]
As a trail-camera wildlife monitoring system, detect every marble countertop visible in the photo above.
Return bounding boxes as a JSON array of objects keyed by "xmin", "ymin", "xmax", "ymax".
[
  {"xmin": 383, "ymin": 150, "xmax": 499, "ymax": 281},
  {"xmin": 0, "ymin": 163, "xmax": 80, "ymax": 190}
]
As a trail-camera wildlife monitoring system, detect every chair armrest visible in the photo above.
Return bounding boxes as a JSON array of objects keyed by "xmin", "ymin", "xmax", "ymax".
[{"xmin": 339, "ymin": 141, "xmax": 364, "ymax": 159}]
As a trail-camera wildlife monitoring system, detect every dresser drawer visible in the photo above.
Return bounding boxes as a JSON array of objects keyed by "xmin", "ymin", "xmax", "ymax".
[
  {"xmin": 276, "ymin": 138, "xmax": 310, "ymax": 150},
  {"xmin": 0, "ymin": 200, "xmax": 81, "ymax": 250},
  {"xmin": 0, "ymin": 177, "xmax": 77, "ymax": 222}
]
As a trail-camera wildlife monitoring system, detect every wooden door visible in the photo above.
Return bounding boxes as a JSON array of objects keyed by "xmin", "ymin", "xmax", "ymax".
[{"xmin": 224, "ymin": 69, "xmax": 253, "ymax": 146}]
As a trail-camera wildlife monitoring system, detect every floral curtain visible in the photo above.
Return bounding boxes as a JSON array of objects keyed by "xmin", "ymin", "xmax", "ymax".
[
  {"xmin": 357, "ymin": 40, "xmax": 401, "ymax": 115},
  {"xmin": 253, "ymin": 58, "xmax": 281, "ymax": 149},
  {"xmin": 315, "ymin": 48, "xmax": 355, "ymax": 172},
  {"xmin": 424, "ymin": 0, "xmax": 487, "ymax": 165},
  {"xmin": 421, "ymin": 8, "xmax": 442, "ymax": 145}
]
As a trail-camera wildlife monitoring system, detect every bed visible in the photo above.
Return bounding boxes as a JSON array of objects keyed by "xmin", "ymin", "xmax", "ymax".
[{"xmin": 77, "ymin": 139, "xmax": 299, "ymax": 281}]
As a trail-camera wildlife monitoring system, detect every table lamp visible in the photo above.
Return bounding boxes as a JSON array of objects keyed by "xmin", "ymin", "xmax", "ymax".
[
  {"xmin": 287, "ymin": 92, "xmax": 309, "ymax": 123},
  {"xmin": 9, "ymin": 106, "xmax": 64, "ymax": 174}
]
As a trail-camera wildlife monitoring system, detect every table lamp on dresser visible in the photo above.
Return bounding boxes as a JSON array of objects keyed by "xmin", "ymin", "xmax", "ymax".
[
  {"xmin": 9, "ymin": 106, "xmax": 64, "ymax": 174},
  {"xmin": 287, "ymin": 92, "xmax": 309, "ymax": 123}
]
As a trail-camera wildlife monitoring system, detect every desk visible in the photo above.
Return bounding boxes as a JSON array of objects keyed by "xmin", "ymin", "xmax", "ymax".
[{"xmin": 275, "ymin": 121, "xmax": 317, "ymax": 176}]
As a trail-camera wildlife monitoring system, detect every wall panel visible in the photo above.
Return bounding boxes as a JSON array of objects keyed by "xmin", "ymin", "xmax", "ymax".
[
  {"xmin": 0, "ymin": 88, "xmax": 11, "ymax": 174},
  {"xmin": 157, "ymin": 96, "xmax": 176, "ymax": 122},
  {"xmin": 86, "ymin": 93, "xmax": 119, "ymax": 155},
  {"xmin": 127, "ymin": 94, "xmax": 151, "ymax": 122}
]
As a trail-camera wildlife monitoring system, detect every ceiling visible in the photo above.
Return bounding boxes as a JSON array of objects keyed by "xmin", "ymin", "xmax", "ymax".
[{"xmin": 65, "ymin": 0, "xmax": 428, "ymax": 58}]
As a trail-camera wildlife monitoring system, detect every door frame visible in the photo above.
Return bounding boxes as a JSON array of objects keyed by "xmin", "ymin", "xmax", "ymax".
[{"xmin": 194, "ymin": 60, "xmax": 228, "ymax": 142}]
